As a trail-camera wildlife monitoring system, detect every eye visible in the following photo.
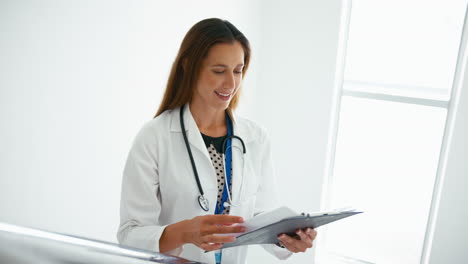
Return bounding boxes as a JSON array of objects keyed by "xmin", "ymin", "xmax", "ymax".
[
  {"xmin": 234, "ymin": 68, "xmax": 244, "ymax": 74},
  {"xmin": 213, "ymin": 70, "xmax": 224, "ymax": 74}
]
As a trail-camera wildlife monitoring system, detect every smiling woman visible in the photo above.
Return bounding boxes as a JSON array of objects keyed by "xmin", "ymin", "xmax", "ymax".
[
  {"xmin": 190, "ymin": 41, "xmax": 245, "ymax": 137},
  {"xmin": 154, "ymin": 18, "xmax": 250, "ymax": 120},
  {"xmin": 116, "ymin": 18, "xmax": 317, "ymax": 264}
]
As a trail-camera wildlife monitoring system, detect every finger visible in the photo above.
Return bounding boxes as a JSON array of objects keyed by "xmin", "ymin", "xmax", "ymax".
[
  {"xmin": 278, "ymin": 238, "xmax": 300, "ymax": 253},
  {"xmin": 201, "ymin": 234, "xmax": 236, "ymax": 244},
  {"xmin": 204, "ymin": 215, "xmax": 244, "ymax": 225},
  {"xmin": 296, "ymin": 229, "xmax": 313, "ymax": 248},
  {"xmin": 199, "ymin": 242, "xmax": 223, "ymax": 252},
  {"xmin": 277, "ymin": 240, "xmax": 286, "ymax": 248},
  {"xmin": 305, "ymin": 228, "xmax": 318, "ymax": 241},
  {"xmin": 278, "ymin": 234, "xmax": 302, "ymax": 253},
  {"xmin": 202, "ymin": 224, "xmax": 246, "ymax": 235}
]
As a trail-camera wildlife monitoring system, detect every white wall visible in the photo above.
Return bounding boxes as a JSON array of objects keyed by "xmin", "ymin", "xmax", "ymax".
[
  {"xmin": 0, "ymin": 0, "xmax": 261, "ymax": 242},
  {"xmin": 0, "ymin": 0, "xmax": 344, "ymax": 263},
  {"xmin": 248, "ymin": 0, "xmax": 344, "ymax": 263}
]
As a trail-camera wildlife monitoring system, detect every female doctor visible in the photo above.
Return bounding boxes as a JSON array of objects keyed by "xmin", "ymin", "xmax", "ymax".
[{"xmin": 117, "ymin": 18, "xmax": 317, "ymax": 264}]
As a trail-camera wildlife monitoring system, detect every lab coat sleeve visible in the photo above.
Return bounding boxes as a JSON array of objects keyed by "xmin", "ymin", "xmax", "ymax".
[
  {"xmin": 255, "ymin": 130, "xmax": 293, "ymax": 260},
  {"xmin": 117, "ymin": 123, "xmax": 182, "ymax": 256}
]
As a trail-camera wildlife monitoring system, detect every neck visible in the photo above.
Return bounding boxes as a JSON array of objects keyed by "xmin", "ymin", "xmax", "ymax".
[{"xmin": 189, "ymin": 102, "xmax": 227, "ymax": 137}]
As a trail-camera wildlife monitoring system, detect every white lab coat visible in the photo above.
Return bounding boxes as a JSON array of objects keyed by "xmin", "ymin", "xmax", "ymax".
[{"xmin": 117, "ymin": 105, "xmax": 292, "ymax": 264}]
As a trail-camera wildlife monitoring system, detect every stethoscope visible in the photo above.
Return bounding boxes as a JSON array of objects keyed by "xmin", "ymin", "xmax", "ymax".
[{"xmin": 179, "ymin": 105, "xmax": 246, "ymax": 212}]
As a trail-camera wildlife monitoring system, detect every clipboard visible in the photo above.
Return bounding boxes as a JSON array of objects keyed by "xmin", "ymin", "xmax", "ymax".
[{"xmin": 218, "ymin": 210, "xmax": 362, "ymax": 250}]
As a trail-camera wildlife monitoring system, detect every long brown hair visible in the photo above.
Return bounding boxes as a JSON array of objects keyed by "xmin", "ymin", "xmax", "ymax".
[{"xmin": 154, "ymin": 18, "xmax": 251, "ymax": 118}]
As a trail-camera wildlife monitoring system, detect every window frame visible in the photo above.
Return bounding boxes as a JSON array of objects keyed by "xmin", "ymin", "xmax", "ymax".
[{"xmin": 317, "ymin": 0, "xmax": 468, "ymax": 263}]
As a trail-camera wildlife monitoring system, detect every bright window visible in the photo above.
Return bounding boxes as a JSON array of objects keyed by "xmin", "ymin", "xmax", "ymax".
[{"xmin": 318, "ymin": 0, "xmax": 467, "ymax": 263}]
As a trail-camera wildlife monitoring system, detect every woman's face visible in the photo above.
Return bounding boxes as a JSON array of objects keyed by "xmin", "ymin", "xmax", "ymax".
[{"xmin": 192, "ymin": 41, "xmax": 245, "ymax": 112}]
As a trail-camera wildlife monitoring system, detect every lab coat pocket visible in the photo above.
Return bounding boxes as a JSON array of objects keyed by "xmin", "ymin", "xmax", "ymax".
[
  {"xmin": 230, "ymin": 193, "xmax": 256, "ymax": 221},
  {"xmin": 236, "ymin": 167, "xmax": 259, "ymax": 219},
  {"xmin": 242, "ymin": 160, "xmax": 259, "ymax": 197}
]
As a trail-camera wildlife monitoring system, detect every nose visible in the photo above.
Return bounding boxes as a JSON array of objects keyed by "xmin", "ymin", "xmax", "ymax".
[{"xmin": 224, "ymin": 72, "xmax": 236, "ymax": 90}]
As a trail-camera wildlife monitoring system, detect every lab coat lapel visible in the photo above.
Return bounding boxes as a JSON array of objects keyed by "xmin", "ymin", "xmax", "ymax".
[
  {"xmin": 184, "ymin": 107, "xmax": 212, "ymax": 162},
  {"xmin": 171, "ymin": 105, "xmax": 217, "ymax": 205},
  {"xmin": 229, "ymin": 113, "xmax": 252, "ymax": 211}
]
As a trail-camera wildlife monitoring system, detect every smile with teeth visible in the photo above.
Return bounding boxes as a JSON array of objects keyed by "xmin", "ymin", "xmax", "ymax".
[{"xmin": 215, "ymin": 91, "xmax": 231, "ymax": 97}]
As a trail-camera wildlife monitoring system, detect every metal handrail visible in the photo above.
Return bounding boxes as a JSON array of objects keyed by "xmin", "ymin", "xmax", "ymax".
[{"xmin": 0, "ymin": 222, "xmax": 204, "ymax": 264}]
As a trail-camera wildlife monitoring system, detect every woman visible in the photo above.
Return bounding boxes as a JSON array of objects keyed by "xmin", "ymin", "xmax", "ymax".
[{"xmin": 117, "ymin": 18, "xmax": 317, "ymax": 264}]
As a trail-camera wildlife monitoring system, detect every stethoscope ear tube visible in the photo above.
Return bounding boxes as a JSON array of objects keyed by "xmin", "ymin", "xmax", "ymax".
[
  {"xmin": 222, "ymin": 135, "xmax": 246, "ymax": 154},
  {"xmin": 180, "ymin": 105, "xmax": 209, "ymax": 212}
]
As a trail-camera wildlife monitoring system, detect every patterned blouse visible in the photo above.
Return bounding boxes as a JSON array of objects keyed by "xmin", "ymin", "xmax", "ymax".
[{"xmin": 201, "ymin": 133, "xmax": 232, "ymax": 215}]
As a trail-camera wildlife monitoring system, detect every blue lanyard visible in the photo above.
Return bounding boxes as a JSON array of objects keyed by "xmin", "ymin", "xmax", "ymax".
[
  {"xmin": 215, "ymin": 250, "xmax": 223, "ymax": 264},
  {"xmin": 215, "ymin": 114, "xmax": 233, "ymax": 215},
  {"xmin": 214, "ymin": 114, "xmax": 233, "ymax": 264}
]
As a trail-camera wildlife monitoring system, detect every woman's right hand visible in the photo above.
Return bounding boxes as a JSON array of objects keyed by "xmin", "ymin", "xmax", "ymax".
[
  {"xmin": 159, "ymin": 214, "xmax": 246, "ymax": 253},
  {"xmin": 181, "ymin": 215, "xmax": 246, "ymax": 251}
]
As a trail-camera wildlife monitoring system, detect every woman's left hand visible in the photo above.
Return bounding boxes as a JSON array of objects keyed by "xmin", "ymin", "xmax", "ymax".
[{"xmin": 277, "ymin": 228, "xmax": 317, "ymax": 253}]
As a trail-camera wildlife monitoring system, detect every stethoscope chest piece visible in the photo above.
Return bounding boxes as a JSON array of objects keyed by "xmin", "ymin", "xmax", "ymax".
[{"xmin": 198, "ymin": 195, "xmax": 210, "ymax": 212}]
